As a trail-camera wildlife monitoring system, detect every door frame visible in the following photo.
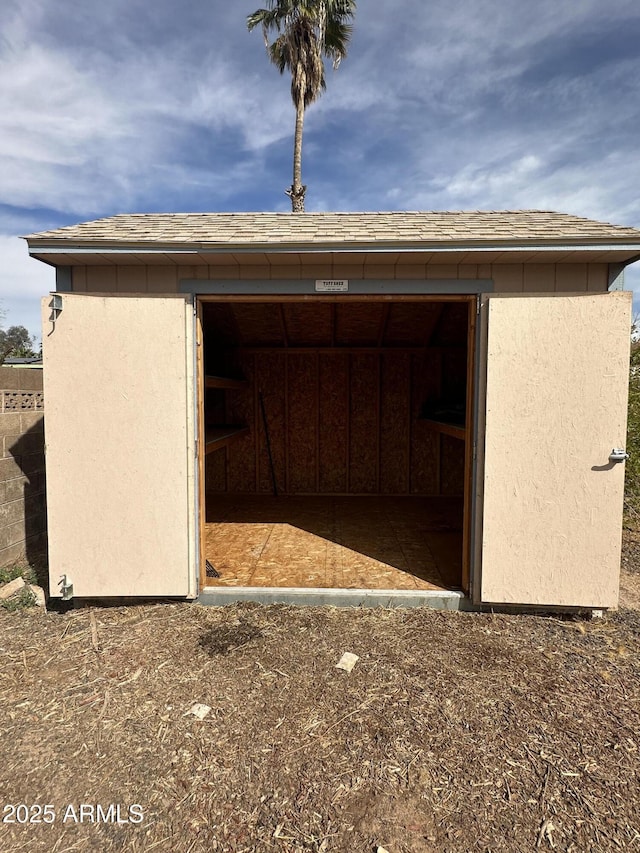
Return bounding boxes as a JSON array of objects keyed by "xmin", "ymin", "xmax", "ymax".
[
  {"xmin": 196, "ymin": 298, "xmax": 207, "ymax": 596},
  {"xmin": 195, "ymin": 293, "xmax": 478, "ymax": 595}
]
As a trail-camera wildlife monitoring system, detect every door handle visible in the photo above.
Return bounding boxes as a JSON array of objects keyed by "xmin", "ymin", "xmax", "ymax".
[{"xmin": 609, "ymin": 448, "xmax": 628, "ymax": 463}]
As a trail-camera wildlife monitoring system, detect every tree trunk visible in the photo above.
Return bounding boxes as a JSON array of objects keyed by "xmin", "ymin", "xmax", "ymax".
[{"xmin": 287, "ymin": 82, "xmax": 307, "ymax": 213}]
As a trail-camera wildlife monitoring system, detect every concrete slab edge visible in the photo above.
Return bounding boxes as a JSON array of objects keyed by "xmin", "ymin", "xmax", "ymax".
[{"xmin": 197, "ymin": 586, "xmax": 474, "ymax": 611}]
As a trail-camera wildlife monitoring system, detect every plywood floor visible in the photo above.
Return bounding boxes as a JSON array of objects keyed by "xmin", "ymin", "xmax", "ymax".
[{"xmin": 204, "ymin": 496, "xmax": 463, "ymax": 591}]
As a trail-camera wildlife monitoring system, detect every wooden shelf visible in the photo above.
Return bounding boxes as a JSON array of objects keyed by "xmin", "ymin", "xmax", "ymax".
[
  {"xmin": 205, "ymin": 426, "xmax": 250, "ymax": 454},
  {"xmin": 205, "ymin": 375, "xmax": 249, "ymax": 390},
  {"xmin": 421, "ymin": 419, "xmax": 466, "ymax": 441}
]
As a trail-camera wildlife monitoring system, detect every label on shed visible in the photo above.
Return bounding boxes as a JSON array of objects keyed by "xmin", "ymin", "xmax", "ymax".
[{"xmin": 315, "ymin": 279, "xmax": 349, "ymax": 292}]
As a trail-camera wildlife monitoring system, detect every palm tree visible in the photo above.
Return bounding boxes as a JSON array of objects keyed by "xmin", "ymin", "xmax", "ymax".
[{"xmin": 248, "ymin": 0, "xmax": 356, "ymax": 213}]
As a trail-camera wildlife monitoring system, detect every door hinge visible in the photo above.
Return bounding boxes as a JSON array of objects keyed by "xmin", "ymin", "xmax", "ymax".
[{"xmin": 49, "ymin": 293, "xmax": 63, "ymax": 330}]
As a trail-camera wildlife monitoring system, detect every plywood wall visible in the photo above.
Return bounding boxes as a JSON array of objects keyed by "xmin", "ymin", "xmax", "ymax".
[
  {"xmin": 349, "ymin": 353, "xmax": 379, "ymax": 493},
  {"xmin": 206, "ymin": 349, "xmax": 465, "ymax": 497},
  {"xmin": 319, "ymin": 355, "xmax": 349, "ymax": 492}
]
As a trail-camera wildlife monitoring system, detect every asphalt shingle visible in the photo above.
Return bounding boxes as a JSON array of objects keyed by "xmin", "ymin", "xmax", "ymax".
[{"xmin": 25, "ymin": 211, "xmax": 640, "ymax": 249}]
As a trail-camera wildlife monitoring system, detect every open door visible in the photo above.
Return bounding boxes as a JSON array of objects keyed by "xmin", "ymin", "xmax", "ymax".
[
  {"xmin": 42, "ymin": 294, "xmax": 198, "ymax": 598},
  {"xmin": 478, "ymin": 292, "xmax": 631, "ymax": 608}
]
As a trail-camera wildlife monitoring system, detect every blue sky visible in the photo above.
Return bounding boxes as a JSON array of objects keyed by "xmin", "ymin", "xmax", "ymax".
[{"xmin": 2, "ymin": 0, "xmax": 640, "ymax": 339}]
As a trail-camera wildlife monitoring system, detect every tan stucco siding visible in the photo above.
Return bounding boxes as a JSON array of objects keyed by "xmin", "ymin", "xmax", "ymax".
[
  {"xmin": 75, "ymin": 262, "xmax": 609, "ymax": 294},
  {"xmin": 43, "ymin": 295, "xmax": 196, "ymax": 598},
  {"xmin": 480, "ymin": 291, "xmax": 631, "ymax": 608}
]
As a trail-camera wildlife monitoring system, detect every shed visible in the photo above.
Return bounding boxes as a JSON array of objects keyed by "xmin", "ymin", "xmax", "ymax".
[{"xmin": 25, "ymin": 211, "xmax": 640, "ymax": 610}]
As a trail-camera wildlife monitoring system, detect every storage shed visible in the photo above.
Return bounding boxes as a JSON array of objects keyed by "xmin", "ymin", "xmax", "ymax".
[{"xmin": 25, "ymin": 211, "xmax": 640, "ymax": 610}]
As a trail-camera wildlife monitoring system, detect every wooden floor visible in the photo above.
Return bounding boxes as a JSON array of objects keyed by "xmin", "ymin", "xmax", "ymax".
[{"xmin": 204, "ymin": 496, "xmax": 463, "ymax": 591}]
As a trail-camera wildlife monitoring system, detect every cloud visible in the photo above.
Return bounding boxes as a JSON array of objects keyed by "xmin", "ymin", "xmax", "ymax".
[
  {"xmin": 0, "ymin": 0, "xmax": 293, "ymax": 216},
  {"xmin": 0, "ymin": 235, "xmax": 54, "ymax": 340}
]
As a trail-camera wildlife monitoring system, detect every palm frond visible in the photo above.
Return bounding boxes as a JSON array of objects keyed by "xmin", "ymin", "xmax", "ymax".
[
  {"xmin": 268, "ymin": 36, "xmax": 290, "ymax": 75},
  {"xmin": 248, "ymin": 0, "xmax": 356, "ymax": 87}
]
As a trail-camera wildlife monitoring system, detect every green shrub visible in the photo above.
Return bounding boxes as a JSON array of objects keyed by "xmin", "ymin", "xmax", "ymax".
[
  {"xmin": 0, "ymin": 586, "xmax": 36, "ymax": 612},
  {"xmin": 0, "ymin": 563, "xmax": 36, "ymax": 587},
  {"xmin": 625, "ymin": 336, "xmax": 640, "ymax": 525},
  {"xmin": 0, "ymin": 564, "xmax": 38, "ymax": 611}
]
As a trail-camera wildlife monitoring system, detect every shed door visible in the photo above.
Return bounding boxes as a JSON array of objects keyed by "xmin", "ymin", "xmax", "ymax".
[
  {"xmin": 479, "ymin": 292, "xmax": 631, "ymax": 608},
  {"xmin": 42, "ymin": 294, "xmax": 197, "ymax": 598}
]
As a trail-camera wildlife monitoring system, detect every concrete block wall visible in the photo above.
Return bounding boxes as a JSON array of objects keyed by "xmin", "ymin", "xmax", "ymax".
[{"xmin": 0, "ymin": 367, "xmax": 47, "ymax": 568}]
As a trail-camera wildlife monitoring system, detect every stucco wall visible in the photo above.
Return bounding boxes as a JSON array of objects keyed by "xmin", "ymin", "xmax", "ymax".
[
  {"xmin": 72, "ymin": 262, "xmax": 610, "ymax": 294},
  {"xmin": 480, "ymin": 292, "xmax": 631, "ymax": 608},
  {"xmin": 0, "ymin": 367, "xmax": 47, "ymax": 569},
  {"xmin": 43, "ymin": 296, "xmax": 196, "ymax": 598}
]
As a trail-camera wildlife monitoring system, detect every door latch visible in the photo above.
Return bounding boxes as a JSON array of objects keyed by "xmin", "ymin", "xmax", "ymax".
[
  {"xmin": 58, "ymin": 574, "xmax": 73, "ymax": 600},
  {"xmin": 609, "ymin": 448, "xmax": 629, "ymax": 464}
]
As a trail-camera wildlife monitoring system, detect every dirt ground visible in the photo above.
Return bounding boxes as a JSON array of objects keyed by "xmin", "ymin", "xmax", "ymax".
[{"xmin": 1, "ymin": 545, "xmax": 640, "ymax": 852}]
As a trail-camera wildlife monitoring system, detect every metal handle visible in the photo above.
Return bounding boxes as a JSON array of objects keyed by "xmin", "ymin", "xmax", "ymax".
[{"xmin": 609, "ymin": 448, "xmax": 628, "ymax": 464}]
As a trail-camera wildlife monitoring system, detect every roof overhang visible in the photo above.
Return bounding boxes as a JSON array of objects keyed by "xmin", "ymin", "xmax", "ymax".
[{"xmin": 26, "ymin": 241, "xmax": 640, "ymax": 268}]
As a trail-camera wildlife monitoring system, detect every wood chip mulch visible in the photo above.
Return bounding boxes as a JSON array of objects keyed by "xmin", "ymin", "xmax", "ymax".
[{"xmin": 1, "ymin": 587, "xmax": 639, "ymax": 851}]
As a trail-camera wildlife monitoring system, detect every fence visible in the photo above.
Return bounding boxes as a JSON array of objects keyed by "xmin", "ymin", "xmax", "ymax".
[{"xmin": 0, "ymin": 366, "xmax": 47, "ymax": 571}]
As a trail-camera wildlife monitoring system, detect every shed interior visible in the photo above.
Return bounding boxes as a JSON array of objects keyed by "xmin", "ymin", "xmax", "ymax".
[{"xmin": 199, "ymin": 297, "xmax": 472, "ymax": 592}]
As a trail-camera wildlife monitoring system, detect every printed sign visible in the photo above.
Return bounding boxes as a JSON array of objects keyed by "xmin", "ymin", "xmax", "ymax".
[{"xmin": 315, "ymin": 279, "xmax": 349, "ymax": 292}]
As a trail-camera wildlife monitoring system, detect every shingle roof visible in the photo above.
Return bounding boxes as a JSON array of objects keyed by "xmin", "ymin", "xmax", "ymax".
[{"xmin": 25, "ymin": 211, "xmax": 640, "ymax": 250}]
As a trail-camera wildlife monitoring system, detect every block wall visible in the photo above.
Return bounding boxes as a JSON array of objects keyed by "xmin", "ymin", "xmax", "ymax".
[{"xmin": 0, "ymin": 368, "xmax": 47, "ymax": 568}]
